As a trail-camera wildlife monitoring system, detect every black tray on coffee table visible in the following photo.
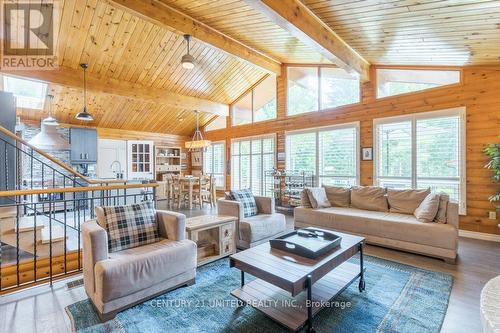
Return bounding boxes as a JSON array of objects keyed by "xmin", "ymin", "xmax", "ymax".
[{"xmin": 269, "ymin": 227, "xmax": 342, "ymax": 259}]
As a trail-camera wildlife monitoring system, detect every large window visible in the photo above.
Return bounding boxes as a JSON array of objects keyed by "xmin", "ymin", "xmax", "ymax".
[
  {"xmin": 205, "ymin": 116, "xmax": 227, "ymax": 132},
  {"xmin": 376, "ymin": 68, "xmax": 461, "ymax": 98},
  {"xmin": 3, "ymin": 75, "xmax": 48, "ymax": 110},
  {"xmin": 286, "ymin": 123, "xmax": 359, "ymax": 187},
  {"xmin": 374, "ymin": 107, "xmax": 466, "ymax": 214},
  {"xmin": 232, "ymin": 76, "xmax": 276, "ymax": 126},
  {"xmin": 231, "ymin": 135, "xmax": 275, "ymax": 196},
  {"xmin": 203, "ymin": 142, "xmax": 225, "ymax": 189},
  {"xmin": 287, "ymin": 66, "xmax": 360, "ymax": 116}
]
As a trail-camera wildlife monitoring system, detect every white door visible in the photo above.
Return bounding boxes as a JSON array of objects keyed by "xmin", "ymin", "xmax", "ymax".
[
  {"xmin": 97, "ymin": 139, "xmax": 127, "ymax": 179},
  {"xmin": 127, "ymin": 140, "xmax": 154, "ymax": 180}
]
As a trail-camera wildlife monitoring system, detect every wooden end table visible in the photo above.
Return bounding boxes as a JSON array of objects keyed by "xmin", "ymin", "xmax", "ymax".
[
  {"xmin": 230, "ymin": 230, "xmax": 365, "ymax": 333},
  {"xmin": 186, "ymin": 215, "xmax": 237, "ymax": 266}
]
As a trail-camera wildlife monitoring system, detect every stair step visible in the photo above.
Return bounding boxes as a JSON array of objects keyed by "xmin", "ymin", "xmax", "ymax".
[
  {"xmin": 15, "ymin": 217, "xmax": 45, "ymax": 233},
  {"xmin": 41, "ymin": 226, "xmax": 67, "ymax": 244}
]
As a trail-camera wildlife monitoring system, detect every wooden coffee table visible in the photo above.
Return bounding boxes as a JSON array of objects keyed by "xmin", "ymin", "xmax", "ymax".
[{"xmin": 230, "ymin": 229, "xmax": 365, "ymax": 333}]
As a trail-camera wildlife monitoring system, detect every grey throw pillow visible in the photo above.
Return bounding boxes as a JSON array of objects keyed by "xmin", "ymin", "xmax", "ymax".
[
  {"xmin": 434, "ymin": 194, "xmax": 449, "ymax": 224},
  {"xmin": 305, "ymin": 187, "xmax": 331, "ymax": 209},
  {"xmin": 300, "ymin": 189, "xmax": 312, "ymax": 208},
  {"xmin": 414, "ymin": 193, "xmax": 441, "ymax": 223}
]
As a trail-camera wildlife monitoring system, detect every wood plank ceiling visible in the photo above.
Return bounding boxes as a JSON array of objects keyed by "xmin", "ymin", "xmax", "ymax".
[
  {"xmin": 301, "ymin": 0, "xmax": 500, "ymax": 66},
  {"xmin": 17, "ymin": 0, "xmax": 271, "ymax": 135}
]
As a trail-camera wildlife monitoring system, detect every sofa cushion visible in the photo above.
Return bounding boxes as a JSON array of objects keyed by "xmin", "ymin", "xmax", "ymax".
[
  {"xmin": 300, "ymin": 190, "xmax": 312, "ymax": 208},
  {"xmin": 435, "ymin": 194, "xmax": 449, "ymax": 224},
  {"xmin": 95, "ymin": 239, "xmax": 197, "ymax": 302},
  {"xmin": 305, "ymin": 187, "xmax": 331, "ymax": 209},
  {"xmin": 351, "ymin": 186, "xmax": 388, "ymax": 212},
  {"xmin": 294, "ymin": 207, "xmax": 456, "ymax": 250},
  {"xmin": 230, "ymin": 189, "xmax": 258, "ymax": 218},
  {"xmin": 240, "ymin": 214, "xmax": 286, "ymax": 243},
  {"xmin": 101, "ymin": 202, "xmax": 160, "ymax": 252},
  {"xmin": 414, "ymin": 193, "xmax": 440, "ymax": 222},
  {"xmin": 387, "ymin": 188, "xmax": 429, "ymax": 214},
  {"xmin": 323, "ymin": 186, "xmax": 350, "ymax": 207}
]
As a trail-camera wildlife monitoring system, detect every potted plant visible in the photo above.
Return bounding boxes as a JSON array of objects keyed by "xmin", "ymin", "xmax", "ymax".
[{"xmin": 484, "ymin": 140, "xmax": 500, "ymax": 208}]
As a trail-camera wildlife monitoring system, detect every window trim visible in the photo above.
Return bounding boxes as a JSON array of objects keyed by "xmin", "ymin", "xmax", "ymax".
[
  {"xmin": 373, "ymin": 107, "xmax": 466, "ymax": 214},
  {"xmin": 286, "ymin": 65, "xmax": 362, "ymax": 117},
  {"xmin": 285, "ymin": 122, "xmax": 360, "ymax": 187},
  {"xmin": 231, "ymin": 76, "xmax": 277, "ymax": 127},
  {"xmin": 203, "ymin": 141, "xmax": 226, "ymax": 190},
  {"xmin": 374, "ymin": 66, "xmax": 463, "ymax": 100},
  {"xmin": 230, "ymin": 134, "xmax": 276, "ymax": 195}
]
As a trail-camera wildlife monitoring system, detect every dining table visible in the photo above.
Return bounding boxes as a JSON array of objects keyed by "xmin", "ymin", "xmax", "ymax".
[{"xmin": 178, "ymin": 176, "xmax": 216, "ymax": 210}]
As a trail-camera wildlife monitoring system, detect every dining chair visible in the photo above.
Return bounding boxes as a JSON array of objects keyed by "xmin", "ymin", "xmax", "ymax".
[{"xmin": 194, "ymin": 175, "xmax": 212, "ymax": 209}]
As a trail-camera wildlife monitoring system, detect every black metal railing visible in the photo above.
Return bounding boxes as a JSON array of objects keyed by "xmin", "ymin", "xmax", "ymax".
[{"xmin": 0, "ymin": 184, "xmax": 157, "ymax": 293}]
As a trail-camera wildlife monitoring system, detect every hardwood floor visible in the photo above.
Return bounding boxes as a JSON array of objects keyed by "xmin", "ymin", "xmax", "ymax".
[{"xmin": 1, "ymin": 206, "xmax": 498, "ymax": 333}]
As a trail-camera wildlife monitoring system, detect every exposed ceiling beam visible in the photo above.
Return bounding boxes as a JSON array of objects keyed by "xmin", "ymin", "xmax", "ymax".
[
  {"xmin": 243, "ymin": 0, "xmax": 370, "ymax": 81},
  {"xmin": 107, "ymin": 0, "xmax": 282, "ymax": 76},
  {"xmin": 1, "ymin": 67, "xmax": 229, "ymax": 117}
]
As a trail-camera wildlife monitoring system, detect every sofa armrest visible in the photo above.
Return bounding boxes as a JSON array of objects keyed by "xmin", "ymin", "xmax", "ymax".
[
  {"xmin": 254, "ymin": 196, "xmax": 274, "ymax": 214},
  {"xmin": 156, "ymin": 210, "xmax": 186, "ymax": 241},
  {"xmin": 217, "ymin": 198, "xmax": 244, "ymax": 221},
  {"xmin": 447, "ymin": 201, "xmax": 459, "ymax": 230},
  {"xmin": 82, "ymin": 220, "xmax": 108, "ymax": 295}
]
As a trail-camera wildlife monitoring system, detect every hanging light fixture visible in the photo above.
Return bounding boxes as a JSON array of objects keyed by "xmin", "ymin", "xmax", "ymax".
[
  {"xmin": 181, "ymin": 34, "xmax": 195, "ymax": 69},
  {"xmin": 42, "ymin": 94, "xmax": 59, "ymax": 126},
  {"xmin": 75, "ymin": 63, "xmax": 93, "ymax": 121},
  {"xmin": 185, "ymin": 111, "xmax": 211, "ymax": 150}
]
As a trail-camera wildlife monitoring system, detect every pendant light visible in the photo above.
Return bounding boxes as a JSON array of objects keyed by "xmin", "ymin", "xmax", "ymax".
[
  {"xmin": 42, "ymin": 94, "xmax": 59, "ymax": 126},
  {"xmin": 185, "ymin": 111, "xmax": 211, "ymax": 150},
  {"xmin": 75, "ymin": 63, "xmax": 93, "ymax": 121},
  {"xmin": 181, "ymin": 34, "xmax": 195, "ymax": 69}
]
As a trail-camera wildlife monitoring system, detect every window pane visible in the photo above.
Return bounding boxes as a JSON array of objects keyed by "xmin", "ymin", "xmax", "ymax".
[
  {"xmin": 320, "ymin": 68, "xmax": 360, "ymax": 109},
  {"xmin": 3, "ymin": 75, "xmax": 48, "ymax": 110},
  {"xmin": 286, "ymin": 132, "xmax": 316, "ymax": 173},
  {"xmin": 240, "ymin": 140, "xmax": 250, "ymax": 155},
  {"xmin": 263, "ymin": 153, "xmax": 274, "ymax": 196},
  {"xmin": 319, "ymin": 127, "xmax": 357, "ymax": 178},
  {"xmin": 377, "ymin": 121, "xmax": 412, "ymax": 178},
  {"xmin": 377, "ymin": 69, "xmax": 460, "ymax": 98},
  {"xmin": 253, "ymin": 75, "xmax": 276, "ymax": 122},
  {"xmin": 205, "ymin": 116, "xmax": 227, "ymax": 131},
  {"xmin": 262, "ymin": 138, "xmax": 274, "ymax": 154},
  {"xmin": 203, "ymin": 147, "xmax": 213, "ymax": 174},
  {"xmin": 417, "ymin": 116, "xmax": 460, "ymax": 178},
  {"xmin": 232, "ymin": 92, "xmax": 252, "ymax": 126},
  {"xmin": 213, "ymin": 144, "xmax": 224, "ymax": 175},
  {"xmin": 287, "ymin": 67, "xmax": 319, "ymax": 116},
  {"xmin": 231, "ymin": 156, "xmax": 240, "ymax": 190},
  {"xmin": 251, "ymin": 154, "xmax": 262, "ymax": 195},
  {"xmin": 251, "ymin": 139, "xmax": 262, "ymax": 154}
]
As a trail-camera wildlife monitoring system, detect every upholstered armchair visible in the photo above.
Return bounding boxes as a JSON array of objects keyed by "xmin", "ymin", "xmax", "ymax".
[
  {"xmin": 82, "ymin": 208, "xmax": 197, "ymax": 321},
  {"xmin": 217, "ymin": 196, "xmax": 292, "ymax": 249}
]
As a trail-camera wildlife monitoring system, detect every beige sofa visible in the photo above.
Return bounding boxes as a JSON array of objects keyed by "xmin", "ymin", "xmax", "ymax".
[
  {"xmin": 295, "ymin": 187, "xmax": 459, "ymax": 263},
  {"xmin": 82, "ymin": 209, "xmax": 197, "ymax": 320},
  {"xmin": 217, "ymin": 196, "xmax": 292, "ymax": 249}
]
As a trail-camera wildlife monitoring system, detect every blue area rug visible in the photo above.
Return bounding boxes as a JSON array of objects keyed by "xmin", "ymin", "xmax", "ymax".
[{"xmin": 66, "ymin": 256, "xmax": 452, "ymax": 333}]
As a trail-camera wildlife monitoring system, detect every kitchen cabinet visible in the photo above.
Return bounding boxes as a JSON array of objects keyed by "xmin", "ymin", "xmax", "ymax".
[
  {"xmin": 97, "ymin": 139, "xmax": 127, "ymax": 179},
  {"xmin": 70, "ymin": 128, "xmax": 97, "ymax": 163},
  {"xmin": 127, "ymin": 140, "xmax": 154, "ymax": 180}
]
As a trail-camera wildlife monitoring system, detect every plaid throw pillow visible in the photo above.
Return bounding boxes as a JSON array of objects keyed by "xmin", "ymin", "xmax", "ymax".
[
  {"xmin": 101, "ymin": 201, "xmax": 160, "ymax": 252},
  {"xmin": 230, "ymin": 189, "xmax": 258, "ymax": 218}
]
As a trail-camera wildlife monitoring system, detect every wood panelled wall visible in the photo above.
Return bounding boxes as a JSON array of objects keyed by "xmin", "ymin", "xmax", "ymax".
[{"xmin": 204, "ymin": 66, "xmax": 500, "ymax": 235}]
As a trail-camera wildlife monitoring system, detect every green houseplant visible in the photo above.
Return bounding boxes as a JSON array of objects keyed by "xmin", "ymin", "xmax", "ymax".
[{"xmin": 484, "ymin": 140, "xmax": 500, "ymax": 204}]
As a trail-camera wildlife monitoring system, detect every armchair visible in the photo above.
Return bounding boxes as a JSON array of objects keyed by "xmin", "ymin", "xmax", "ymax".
[
  {"xmin": 82, "ymin": 208, "xmax": 197, "ymax": 321},
  {"xmin": 217, "ymin": 196, "xmax": 292, "ymax": 249}
]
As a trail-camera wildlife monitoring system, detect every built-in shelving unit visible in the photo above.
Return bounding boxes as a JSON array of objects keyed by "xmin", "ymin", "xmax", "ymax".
[{"xmin": 155, "ymin": 146, "xmax": 182, "ymax": 181}]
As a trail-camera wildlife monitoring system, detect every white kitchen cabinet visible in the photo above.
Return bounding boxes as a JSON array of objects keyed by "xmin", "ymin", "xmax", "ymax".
[
  {"xmin": 127, "ymin": 140, "xmax": 154, "ymax": 180},
  {"xmin": 97, "ymin": 139, "xmax": 127, "ymax": 179}
]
